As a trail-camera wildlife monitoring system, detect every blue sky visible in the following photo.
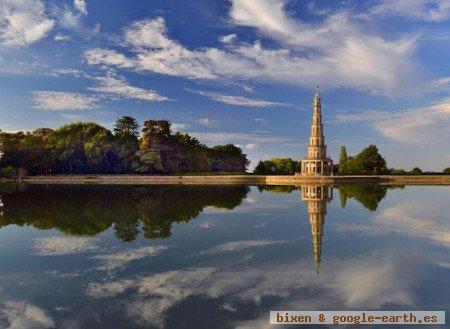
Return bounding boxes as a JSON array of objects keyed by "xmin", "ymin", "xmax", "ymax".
[{"xmin": 1, "ymin": 0, "xmax": 450, "ymax": 170}]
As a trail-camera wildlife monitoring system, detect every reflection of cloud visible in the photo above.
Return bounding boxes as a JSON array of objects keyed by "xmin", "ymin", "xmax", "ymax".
[
  {"xmin": 87, "ymin": 252, "xmax": 419, "ymax": 328},
  {"xmin": 334, "ymin": 200, "xmax": 450, "ymax": 247},
  {"xmin": 91, "ymin": 246, "xmax": 167, "ymax": 271},
  {"xmin": 198, "ymin": 220, "xmax": 216, "ymax": 229},
  {"xmin": 33, "ymin": 237, "xmax": 98, "ymax": 256},
  {"xmin": 198, "ymin": 239, "xmax": 287, "ymax": 255},
  {"xmin": 202, "ymin": 200, "xmax": 296, "ymax": 214},
  {"xmin": 0, "ymin": 300, "xmax": 55, "ymax": 329}
]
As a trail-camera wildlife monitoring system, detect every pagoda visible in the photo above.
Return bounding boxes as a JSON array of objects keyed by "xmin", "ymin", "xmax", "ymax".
[
  {"xmin": 300, "ymin": 86, "xmax": 333, "ymax": 175},
  {"xmin": 300, "ymin": 184, "xmax": 333, "ymax": 274}
]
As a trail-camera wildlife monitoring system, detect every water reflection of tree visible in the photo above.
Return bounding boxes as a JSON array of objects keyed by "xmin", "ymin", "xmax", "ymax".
[
  {"xmin": 338, "ymin": 184, "xmax": 403, "ymax": 211},
  {"xmin": 257, "ymin": 185, "xmax": 298, "ymax": 193},
  {"xmin": 0, "ymin": 185, "xmax": 249, "ymax": 241}
]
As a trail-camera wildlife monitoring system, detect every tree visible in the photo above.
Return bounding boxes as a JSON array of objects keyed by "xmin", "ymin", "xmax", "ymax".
[
  {"xmin": 346, "ymin": 145, "xmax": 388, "ymax": 174},
  {"xmin": 133, "ymin": 148, "xmax": 163, "ymax": 173},
  {"xmin": 114, "ymin": 117, "xmax": 140, "ymax": 173},
  {"xmin": 444, "ymin": 167, "xmax": 450, "ymax": 175},
  {"xmin": 338, "ymin": 146, "xmax": 348, "ymax": 174},
  {"xmin": 114, "ymin": 116, "xmax": 139, "ymax": 142},
  {"xmin": 411, "ymin": 167, "xmax": 423, "ymax": 175},
  {"xmin": 253, "ymin": 158, "xmax": 299, "ymax": 175}
]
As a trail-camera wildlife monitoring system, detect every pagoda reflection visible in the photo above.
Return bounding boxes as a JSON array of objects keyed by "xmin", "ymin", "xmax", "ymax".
[{"xmin": 300, "ymin": 184, "xmax": 333, "ymax": 274}]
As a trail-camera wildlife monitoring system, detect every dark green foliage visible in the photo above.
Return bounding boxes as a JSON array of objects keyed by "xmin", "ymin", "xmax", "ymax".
[
  {"xmin": 338, "ymin": 145, "xmax": 388, "ymax": 175},
  {"xmin": 0, "ymin": 118, "xmax": 249, "ymax": 174},
  {"xmin": 411, "ymin": 167, "xmax": 423, "ymax": 175},
  {"xmin": 338, "ymin": 184, "xmax": 388, "ymax": 211},
  {"xmin": 0, "ymin": 185, "xmax": 249, "ymax": 240},
  {"xmin": 257, "ymin": 185, "xmax": 298, "ymax": 193},
  {"xmin": 114, "ymin": 116, "xmax": 139, "ymax": 142},
  {"xmin": 444, "ymin": 167, "xmax": 450, "ymax": 174},
  {"xmin": 389, "ymin": 168, "xmax": 408, "ymax": 175},
  {"xmin": 254, "ymin": 158, "xmax": 299, "ymax": 175},
  {"xmin": 1, "ymin": 166, "xmax": 13, "ymax": 178}
]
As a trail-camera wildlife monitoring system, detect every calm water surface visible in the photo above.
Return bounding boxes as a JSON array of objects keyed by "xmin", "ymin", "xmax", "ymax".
[{"xmin": 0, "ymin": 184, "xmax": 449, "ymax": 328}]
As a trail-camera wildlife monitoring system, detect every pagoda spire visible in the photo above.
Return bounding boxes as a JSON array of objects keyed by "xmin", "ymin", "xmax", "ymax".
[
  {"xmin": 299, "ymin": 86, "xmax": 332, "ymax": 175},
  {"xmin": 300, "ymin": 185, "xmax": 333, "ymax": 275},
  {"xmin": 314, "ymin": 85, "xmax": 320, "ymax": 99}
]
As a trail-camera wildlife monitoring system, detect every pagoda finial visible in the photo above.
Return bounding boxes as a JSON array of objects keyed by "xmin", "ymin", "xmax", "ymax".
[{"xmin": 315, "ymin": 85, "xmax": 320, "ymax": 99}]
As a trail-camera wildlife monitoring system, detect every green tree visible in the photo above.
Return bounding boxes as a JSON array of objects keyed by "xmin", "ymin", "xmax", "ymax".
[
  {"xmin": 411, "ymin": 167, "xmax": 423, "ymax": 175},
  {"xmin": 338, "ymin": 146, "xmax": 348, "ymax": 174},
  {"xmin": 444, "ymin": 167, "xmax": 450, "ymax": 174},
  {"xmin": 113, "ymin": 117, "xmax": 140, "ymax": 173},
  {"xmin": 114, "ymin": 116, "xmax": 139, "ymax": 142},
  {"xmin": 347, "ymin": 145, "xmax": 388, "ymax": 174},
  {"xmin": 253, "ymin": 158, "xmax": 298, "ymax": 175},
  {"xmin": 133, "ymin": 148, "xmax": 163, "ymax": 173}
]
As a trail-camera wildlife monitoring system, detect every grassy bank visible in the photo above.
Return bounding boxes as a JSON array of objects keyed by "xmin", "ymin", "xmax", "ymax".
[{"xmin": 10, "ymin": 174, "xmax": 450, "ymax": 186}]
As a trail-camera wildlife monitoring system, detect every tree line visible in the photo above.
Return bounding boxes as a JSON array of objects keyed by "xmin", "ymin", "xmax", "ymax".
[
  {"xmin": 0, "ymin": 116, "xmax": 249, "ymax": 175},
  {"xmin": 254, "ymin": 145, "xmax": 450, "ymax": 175},
  {"xmin": 339, "ymin": 145, "xmax": 450, "ymax": 175}
]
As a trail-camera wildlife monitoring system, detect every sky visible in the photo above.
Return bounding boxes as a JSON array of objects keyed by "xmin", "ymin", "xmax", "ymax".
[{"xmin": 1, "ymin": 0, "xmax": 450, "ymax": 171}]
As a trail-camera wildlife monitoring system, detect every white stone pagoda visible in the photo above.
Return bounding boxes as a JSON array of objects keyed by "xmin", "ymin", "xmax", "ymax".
[{"xmin": 300, "ymin": 86, "xmax": 333, "ymax": 175}]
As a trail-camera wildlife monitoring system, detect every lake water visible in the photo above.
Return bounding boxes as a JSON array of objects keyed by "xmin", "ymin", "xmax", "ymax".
[{"xmin": 0, "ymin": 184, "xmax": 449, "ymax": 328}]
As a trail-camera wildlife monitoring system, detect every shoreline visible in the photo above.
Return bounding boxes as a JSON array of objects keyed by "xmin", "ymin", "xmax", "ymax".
[{"xmin": 4, "ymin": 174, "xmax": 450, "ymax": 185}]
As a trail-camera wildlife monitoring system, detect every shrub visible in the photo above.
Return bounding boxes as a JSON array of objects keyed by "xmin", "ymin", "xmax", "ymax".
[
  {"xmin": 389, "ymin": 168, "xmax": 408, "ymax": 175},
  {"xmin": 443, "ymin": 167, "xmax": 450, "ymax": 175},
  {"xmin": 1, "ymin": 166, "xmax": 14, "ymax": 178}
]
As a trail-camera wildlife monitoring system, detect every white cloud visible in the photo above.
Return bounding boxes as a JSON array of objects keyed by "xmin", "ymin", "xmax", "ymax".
[
  {"xmin": 32, "ymin": 91, "xmax": 97, "ymax": 110},
  {"xmin": 0, "ymin": 300, "xmax": 55, "ymax": 329},
  {"xmin": 33, "ymin": 237, "xmax": 98, "ymax": 256},
  {"xmin": 90, "ymin": 246, "xmax": 168, "ymax": 271},
  {"xmin": 189, "ymin": 132, "xmax": 302, "ymax": 147},
  {"xmin": 0, "ymin": 0, "xmax": 54, "ymax": 47},
  {"xmin": 88, "ymin": 72, "xmax": 167, "ymax": 102},
  {"xmin": 54, "ymin": 34, "xmax": 70, "ymax": 41},
  {"xmin": 171, "ymin": 122, "xmax": 190, "ymax": 132},
  {"xmin": 367, "ymin": 0, "xmax": 450, "ymax": 22},
  {"xmin": 219, "ymin": 33, "xmax": 237, "ymax": 44},
  {"xmin": 50, "ymin": 68, "xmax": 81, "ymax": 77},
  {"xmin": 244, "ymin": 143, "xmax": 257, "ymax": 149},
  {"xmin": 228, "ymin": 0, "xmax": 419, "ymax": 95},
  {"xmin": 198, "ymin": 117, "xmax": 217, "ymax": 126},
  {"xmin": 334, "ymin": 99, "xmax": 450, "ymax": 143},
  {"xmin": 74, "ymin": 0, "xmax": 87, "ymax": 15},
  {"xmin": 190, "ymin": 89, "xmax": 291, "ymax": 107},
  {"xmin": 84, "ymin": 7, "xmax": 420, "ymax": 95}
]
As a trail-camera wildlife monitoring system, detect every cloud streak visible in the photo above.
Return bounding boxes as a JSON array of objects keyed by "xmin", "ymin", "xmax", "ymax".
[
  {"xmin": 189, "ymin": 89, "xmax": 292, "ymax": 107},
  {"xmin": 88, "ymin": 72, "xmax": 168, "ymax": 102},
  {"xmin": 32, "ymin": 91, "xmax": 98, "ymax": 110}
]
